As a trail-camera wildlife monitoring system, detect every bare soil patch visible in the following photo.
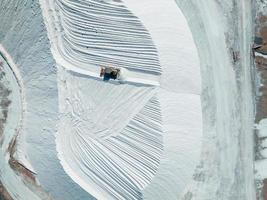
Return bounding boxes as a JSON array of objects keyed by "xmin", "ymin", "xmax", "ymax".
[
  {"xmin": 255, "ymin": 13, "xmax": 267, "ymax": 200},
  {"xmin": 262, "ymin": 179, "xmax": 267, "ymax": 200},
  {"xmin": 0, "ymin": 182, "xmax": 13, "ymax": 200},
  {"xmin": 255, "ymin": 56, "xmax": 267, "ymax": 123},
  {"xmin": 259, "ymin": 15, "xmax": 267, "ymax": 24},
  {"xmin": 7, "ymin": 136, "xmax": 36, "ymax": 185}
]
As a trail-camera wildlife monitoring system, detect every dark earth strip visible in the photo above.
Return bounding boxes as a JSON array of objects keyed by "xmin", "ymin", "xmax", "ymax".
[
  {"xmin": 7, "ymin": 136, "xmax": 37, "ymax": 184},
  {"xmin": 0, "ymin": 67, "xmax": 11, "ymax": 140},
  {"xmin": 254, "ymin": 12, "xmax": 267, "ymax": 200},
  {"xmin": 0, "ymin": 181, "xmax": 13, "ymax": 200},
  {"xmin": 0, "ymin": 63, "xmax": 12, "ymax": 200}
]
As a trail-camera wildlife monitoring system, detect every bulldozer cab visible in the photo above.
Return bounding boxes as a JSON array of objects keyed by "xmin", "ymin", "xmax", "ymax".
[{"xmin": 100, "ymin": 66, "xmax": 120, "ymax": 81}]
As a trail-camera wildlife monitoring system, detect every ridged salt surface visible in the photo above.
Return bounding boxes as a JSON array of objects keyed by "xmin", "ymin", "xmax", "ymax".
[
  {"xmin": 57, "ymin": 70, "xmax": 162, "ymax": 199},
  {"xmin": 49, "ymin": 0, "xmax": 161, "ymax": 75},
  {"xmin": 39, "ymin": 0, "xmax": 202, "ymax": 199}
]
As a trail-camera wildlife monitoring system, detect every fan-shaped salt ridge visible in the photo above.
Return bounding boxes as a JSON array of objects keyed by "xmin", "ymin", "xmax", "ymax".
[
  {"xmin": 48, "ymin": 0, "xmax": 161, "ymax": 75},
  {"xmin": 57, "ymin": 69, "xmax": 163, "ymax": 199},
  {"xmin": 39, "ymin": 0, "xmax": 202, "ymax": 199}
]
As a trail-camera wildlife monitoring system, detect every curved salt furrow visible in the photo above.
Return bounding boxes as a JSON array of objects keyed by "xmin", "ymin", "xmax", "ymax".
[
  {"xmin": 49, "ymin": 0, "xmax": 161, "ymax": 75},
  {"xmin": 0, "ymin": 45, "xmax": 35, "ymax": 173},
  {"xmin": 57, "ymin": 72, "xmax": 163, "ymax": 199}
]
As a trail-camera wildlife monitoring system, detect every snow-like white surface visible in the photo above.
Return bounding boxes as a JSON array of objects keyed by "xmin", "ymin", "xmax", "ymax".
[
  {"xmin": 0, "ymin": 45, "xmax": 36, "ymax": 174},
  {"xmin": 256, "ymin": 118, "xmax": 267, "ymax": 181},
  {"xmin": 39, "ymin": 0, "xmax": 160, "ymax": 86},
  {"xmin": 123, "ymin": 0, "xmax": 201, "ymax": 95},
  {"xmin": 256, "ymin": 159, "xmax": 267, "ymax": 180},
  {"xmin": 174, "ymin": 1, "xmax": 255, "ymax": 199},
  {"xmin": 57, "ymin": 72, "xmax": 163, "ymax": 199},
  {"xmin": 0, "ymin": 1, "xmax": 94, "ymax": 199},
  {"xmin": 122, "ymin": 1, "xmax": 202, "ymax": 199},
  {"xmin": 261, "ymin": 138, "xmax": 267, "ymax": 148},
  {"xmin": 256, "ymin": 118, "xmax": 267, "ymax": 138},
  {"xmin": 0, "ymin": 0, "xmax": 257, "ymax": 199},
  {"xmin": 39, "ymin": 0, "xmax": 202, "ymax": 199},
  {"xmin": 0, "ymin": 46, "xmax": 40, "ymax": 200}
]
